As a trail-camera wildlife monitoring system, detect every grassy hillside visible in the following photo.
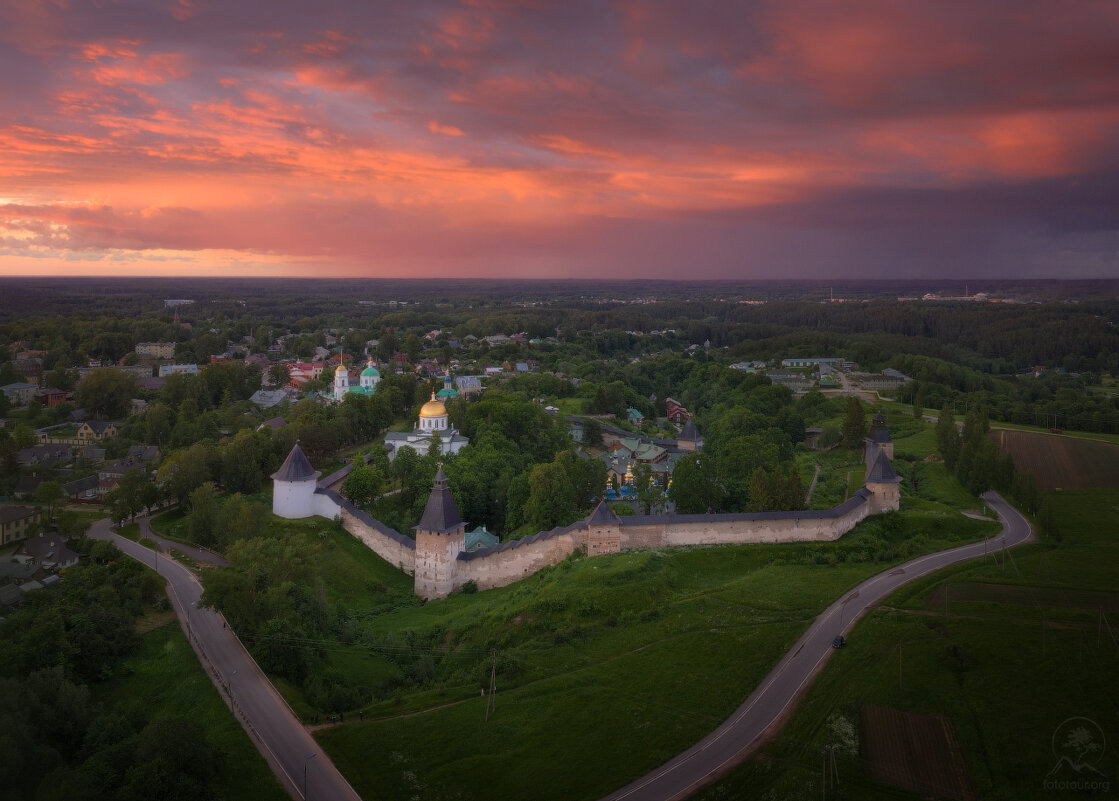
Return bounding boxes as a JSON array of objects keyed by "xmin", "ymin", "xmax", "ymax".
[
  {"xmin": 695, "ymin": 488, "xmax": 1119, "ymax": 801},
  {"xmin": 308, "ymin": 505, "xmax": 996, "ymax": 801}
]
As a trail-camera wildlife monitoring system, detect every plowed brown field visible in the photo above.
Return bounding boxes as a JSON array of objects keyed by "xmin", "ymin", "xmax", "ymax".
[
  {"xmin": 863, "ymin": 705, "xmax": 975, "ymax": 800},
  {"xmin": 991, "ymin": 430, "xmax": 1119, "ymax": 490}
]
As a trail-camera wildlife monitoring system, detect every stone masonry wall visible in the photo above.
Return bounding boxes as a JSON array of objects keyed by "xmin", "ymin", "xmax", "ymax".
[
  {"xmin": 455, "ymin": 526, "xmax": 585, "ymax": 591},
  {"xmin": 313, "ymin": 489, "xmax": 416, "ymax": 575}
]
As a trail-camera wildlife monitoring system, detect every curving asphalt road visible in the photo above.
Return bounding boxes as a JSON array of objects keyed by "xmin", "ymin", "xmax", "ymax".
[
  {"xmin": 601, "ymin": 491, "xmax": 1034, "ymax": 801},
  {"xmin": 89, "ymin": 518, "xmax": 360, "ymax": 801}
]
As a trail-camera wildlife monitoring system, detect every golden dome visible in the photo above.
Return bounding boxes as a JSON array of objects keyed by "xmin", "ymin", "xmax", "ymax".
[{"xmin": 419, "ymin": 393, "xmax": 447, "ymax": 418}]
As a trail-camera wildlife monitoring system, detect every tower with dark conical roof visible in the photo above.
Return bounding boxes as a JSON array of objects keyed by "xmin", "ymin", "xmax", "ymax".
[
  {"xmin": 865, "ymin": 412, "xmax": 894, "ymax": 462},
  {"xmin": 864, "ymin": 444, "xmax": 902, "ymax": 514},
  {"xmin": 271, "ymin": 443, "xmax": 322, "ymax": 518},
  {"xmin": 677, "ymin": 417, "xmax": 703, "ymax": 451},
  {"xmin": 414, "ymin": 466, "xmax": 466, "ymax": 598}
]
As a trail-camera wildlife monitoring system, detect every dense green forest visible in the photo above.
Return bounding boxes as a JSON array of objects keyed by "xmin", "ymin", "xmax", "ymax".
[{"xmin": 0, "ymin": 535, "xmax": 274, "ymax": 800}]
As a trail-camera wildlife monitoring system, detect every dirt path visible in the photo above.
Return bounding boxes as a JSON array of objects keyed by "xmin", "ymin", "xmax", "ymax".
[{"xmin": 804, "ymin": 463, "xmax": 822, "ymax": 506}]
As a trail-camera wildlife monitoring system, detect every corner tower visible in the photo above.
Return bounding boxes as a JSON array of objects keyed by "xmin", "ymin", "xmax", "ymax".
[
  {"xmin": 865, "ymin": 412, "xmax": 894, "ymax": 461},
  {"xmin": 865, "ymin": 445, "xmax": 902, "ymax": 514},
  {"xmin": 414, "ymin": 467, "xmax": 466, "ymax": 599},
  {"xmin": 271, "ymin": 443, "xmax": 321, "ymax": 518}
]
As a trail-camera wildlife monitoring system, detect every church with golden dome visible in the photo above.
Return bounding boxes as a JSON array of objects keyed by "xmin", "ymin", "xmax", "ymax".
[{"xmin": 383, "ymin": 392, "xmax": 469, "ymax": 461}]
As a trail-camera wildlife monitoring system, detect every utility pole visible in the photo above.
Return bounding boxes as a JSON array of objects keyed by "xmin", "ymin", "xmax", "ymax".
[{"xmin": 898, "ymin": 641, "xmax": 903, "ymax": 690}]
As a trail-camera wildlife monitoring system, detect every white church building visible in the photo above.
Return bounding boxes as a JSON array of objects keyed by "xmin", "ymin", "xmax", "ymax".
[
  {"xmin": 333, "ymin": 358, "xmax": 381, "ymax": 402},
  {"xmin": 384, "ymin": 393, "xmax": 469, "ymax": 461}
]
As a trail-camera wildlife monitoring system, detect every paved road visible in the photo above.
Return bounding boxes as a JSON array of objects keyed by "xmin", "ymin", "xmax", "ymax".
[
  {"xmin": 89, "ymin": 518, "xmax": 360, "ymax": 801},
  {"xmin": 133, "ymin": 514, "xmax": 229, "ymax": 567},
  {"xmin": 601, "ymin": 491, "xmax": 1033, "ymax": 801}
]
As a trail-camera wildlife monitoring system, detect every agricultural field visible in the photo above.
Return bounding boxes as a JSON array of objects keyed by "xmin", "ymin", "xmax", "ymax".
[
  {"xmin": 695, "ymin": 488, "xmax": 1119, "ymax": 801},
  {"xmin": 862, "ymin": 705, "xmax": 974, "ymax": 800},
  {"xmin": 991, "ymin": 429, "xmax": 1119, "ymax": 490}
]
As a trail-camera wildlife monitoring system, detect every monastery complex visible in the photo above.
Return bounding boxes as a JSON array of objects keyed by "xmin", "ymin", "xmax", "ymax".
[{"xmin": 271, "ymin": 416, "xmax": 902, "ymax": 599}]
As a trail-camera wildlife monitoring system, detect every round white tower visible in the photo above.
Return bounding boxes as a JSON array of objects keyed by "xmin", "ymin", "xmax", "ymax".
[{"xmin": 271, "ymin": 443, "xmax": 321, "ymax": 518}]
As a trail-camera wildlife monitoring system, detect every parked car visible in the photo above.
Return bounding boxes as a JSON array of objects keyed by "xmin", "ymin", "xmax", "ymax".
[{"xmin": 832, "ymin": 635, "xmax": 846, "ymax": 649}]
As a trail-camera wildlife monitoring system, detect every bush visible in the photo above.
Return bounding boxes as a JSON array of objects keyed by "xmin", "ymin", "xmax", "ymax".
[{"xmin": 461, "ymin": 580, "xmax": 478, "ymax": 595}]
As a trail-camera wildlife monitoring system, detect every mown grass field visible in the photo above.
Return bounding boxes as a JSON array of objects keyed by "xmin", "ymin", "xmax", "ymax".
[
  {"xmin": 98, "ymin": 621, "xmax": 287, "ymax": 801},
  {"xmin": 695, "ymin": 488, "xmax": 1119, "ymax": 801}
]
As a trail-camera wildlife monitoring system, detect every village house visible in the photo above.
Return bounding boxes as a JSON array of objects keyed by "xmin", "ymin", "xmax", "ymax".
[
  {"xmin": 77, "ymin": 420, "xmax": 121, "ymax": 441},
  {"xmin": 158, "ymin": 364, "xmax": 199, "ymax": 377},
  {"xmin": 665, "ymin": 397, "xmax": 690, "ymax": 425},
  {"xmin": 18, "ymin": 443, "xmax": 71, "ymax": 468},
  {"xmin": 135, "ymin": 342, "xmax": 176, "ymax": 359},
  {"xmin": 15, "ymin": 533, "xmax": 79, "ymax": 570},
  {"xmin": 1, "ymin": 382, "xmax": 39, "ymax": 405},
  {"xmin": 64, "ymin": 475, "xmax": 100, "ymax": 502},
  {"xmin": 34, "ymin": 388, "xmax": 68, "ymax": 408},
  {"xmin": 0, "ymin": 506, "xmax": 41, "ymax": 545}
]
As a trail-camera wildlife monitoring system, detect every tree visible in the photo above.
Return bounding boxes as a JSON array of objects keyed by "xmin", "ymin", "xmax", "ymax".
[
  {"xmin": 961, "ymin": 407, "xmax": 990, "ymax": 449},
  {"xmin": 140, "ymin": 482, "xmax": 161, "ymax": 515},
  {"xmin": 633, "ymin": 463, "xmax": 664, "ymax": 514},
  {"xmin": 220, "ymin": 430, "xmax": 264, "ymax": 494},
  {"xmin": 935, "ymin": 403, "xmax": 960, "ymax": 469},
  {"xmin": 504, "ymin": 472, "xmax": 531, "ymax": 531},
  {"xmin": 143, "ymin": 403, "xmax": 175, "ymax": 448},
  {"xmin": 75, "ymin": 369, "xmax": 138, "ymax": 419},
  {"xmin": 581, "ymin": 417, "xmax": 603, "ymax": 448},
  {"xmin": 525, "ymin": 460, "xmax": 578, "ymax": 531},
  {"xmin": 157, "ymin": 443, "xmax": 215, "ymax": 508},
  {"xmin": 840, "ymin": 397, "xmax": 866, "ymax": 448},
  {"xmin": 117, "ymin": 468, "xmax": 148, "ymax": 521},
  {"xmin": 12, "ymin": 424, "xmax": 35, "ymax": 450},
  {"xmin": 668, "ymin": 452, "xmax": 719, "ymax": 514},
  {"xmin": 216, "ymin": 493, "xmax": 269, "ymax": 548},
  {"xmin": 186, "ymin": 483, "xmax": 220, "ymax": 546},
  {"xmin": 341, "ymin": 463, "xmax": 381, "ymax": 509},
  {"xmin": 36, "ymin": 480, "xmax": 65, "ymax": 520},
  {"xmin": 911, "ymin": 382, "xmax": 924, "ymax": 419},
  {"xmin": 268, "ymin": 362, "xmax": 291, "ymax": 387}
]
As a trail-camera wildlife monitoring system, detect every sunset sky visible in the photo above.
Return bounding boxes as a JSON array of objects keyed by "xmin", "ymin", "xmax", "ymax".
[{"xmin": 2, "ymin": 0, "xmax": 1118, "ymax": 279}]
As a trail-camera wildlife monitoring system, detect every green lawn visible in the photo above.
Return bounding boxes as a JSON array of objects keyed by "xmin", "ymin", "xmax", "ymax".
[
  {"xmin": 149, "ymin": 507, "xmax": 189, "ymax": 539},
  {"xmin": 150, "ymin": 491, "xmax": 272, "ymax": 546},
  {"xmin": 696, "ymin": 488, "xmax": 1119, "ymax": 801},
  {"xmin": 98, "ymin": 621, "xmax": 287, "ymax": 801},
  {"xmin": 117, "ymin": 523, "xmax": 140, "ymax": 541}
]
